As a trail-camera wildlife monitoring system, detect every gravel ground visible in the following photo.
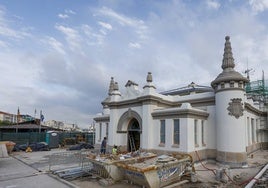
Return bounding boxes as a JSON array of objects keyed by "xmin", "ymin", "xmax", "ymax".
[
  {"xmin": 70, "ymin": 150, "xmax": 268, "ymax": 188},
  {"xmin": 10, "ymin": 149, "xmax": 268, "ymax": 188}
]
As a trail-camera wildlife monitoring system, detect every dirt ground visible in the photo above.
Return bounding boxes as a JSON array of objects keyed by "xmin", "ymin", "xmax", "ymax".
[
  {"xmin": 71, "ymin": 178, "xmax": 141, "ymax": 188},
  {"xmin": 10, "ymin": 149, "xmax": 268, "ymax": 188},
  {"xmin": 70, "ymin": 150, "xmax": 268, "ymax": 188},
  {"xmin": 71, "ymin": 177, "xmax": 224, "ymax": 188}
]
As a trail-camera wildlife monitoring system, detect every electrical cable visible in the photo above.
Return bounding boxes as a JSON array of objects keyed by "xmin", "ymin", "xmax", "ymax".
[
  {"xmin": 195, "ymin": 150, "xmax": 261, "ymax": 187},
  {"xmin": 195, "ymin": 150, "xmax": 216, "ymax": 175}
]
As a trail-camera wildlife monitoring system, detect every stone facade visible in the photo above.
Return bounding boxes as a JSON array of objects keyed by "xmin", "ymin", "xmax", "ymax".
[{"xmin": 94, "ymin": 36, "xmax": 267, "ymax": 167}]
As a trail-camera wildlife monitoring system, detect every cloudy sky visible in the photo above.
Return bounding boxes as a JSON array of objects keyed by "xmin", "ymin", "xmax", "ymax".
[{"xmin": 0, "ymin": 0, "xmax": 268, "ymax": 128}]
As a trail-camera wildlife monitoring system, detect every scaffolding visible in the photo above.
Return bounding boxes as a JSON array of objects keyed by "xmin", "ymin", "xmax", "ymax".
[
  {"xmin": 245, "ymin": 79, "xmax": 268, "ymax": 104},
  {"xmin": 245, "ymin": 78, "xmax": 268, "ymax": 147},
  {"xmin": 245, "ymin": 78, "xmax": 268, "ymax": 112}
]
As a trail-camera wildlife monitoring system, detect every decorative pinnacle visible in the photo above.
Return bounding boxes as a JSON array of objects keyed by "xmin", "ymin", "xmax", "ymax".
[
  {"xmin": 114, "ymin": 82, "xmax": 119, "ymax": 91},
  {"xmin": 108, "ymin": 77, "xmax": 114, "ymax": 95},
  {"xmin": 222, "ymin": 36, "xmax": 235, "ymax": 70},
  {"xmin": 146, "ymin": 72, "xmax": 153, "ymax": 82}
]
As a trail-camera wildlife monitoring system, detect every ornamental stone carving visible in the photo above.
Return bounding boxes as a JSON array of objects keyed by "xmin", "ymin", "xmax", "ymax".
[{"xmin": 227, "ymin": 98, "xmax": 244, "ymax": 119}]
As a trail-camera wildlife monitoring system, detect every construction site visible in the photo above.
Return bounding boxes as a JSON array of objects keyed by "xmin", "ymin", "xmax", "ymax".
[
  {"xmin": 0, "ymin": 74, "xmax": 268, "ymax": 188},
  {"xmin": 0, "ymin": 145, "xmax": 267, "ymax": 188}
]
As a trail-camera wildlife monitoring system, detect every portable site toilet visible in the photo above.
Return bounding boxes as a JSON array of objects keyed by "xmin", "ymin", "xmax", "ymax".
[{"xmin": 46, "ymin": 131, "xmax": 59, "ymax": 148}]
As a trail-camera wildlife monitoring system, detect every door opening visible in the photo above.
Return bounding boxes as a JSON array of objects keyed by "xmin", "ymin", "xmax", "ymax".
[{"xmin": 127, "ymin": 119, "xmax": 140, "ymax": 152}]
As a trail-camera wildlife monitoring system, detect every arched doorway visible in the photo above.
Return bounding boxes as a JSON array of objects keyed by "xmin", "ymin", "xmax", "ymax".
[{"xmin": 128, "ymin": 119, "xmax": 140, "ymax": 152}]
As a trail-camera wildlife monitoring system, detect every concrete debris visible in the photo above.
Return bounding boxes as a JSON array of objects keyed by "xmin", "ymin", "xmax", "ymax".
[
  {"xmin": 0, "ymin": 143, "xmax": 8, "ymax": 157},
  {"xmin": 98, "ymin": 178, "xmax": 115, "ymax": 186}
]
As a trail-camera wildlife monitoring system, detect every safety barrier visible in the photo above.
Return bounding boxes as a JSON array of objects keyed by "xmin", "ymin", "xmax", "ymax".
[{"xmin": 48, "ymin": 150, "xmax": 93, "ymax": 171}]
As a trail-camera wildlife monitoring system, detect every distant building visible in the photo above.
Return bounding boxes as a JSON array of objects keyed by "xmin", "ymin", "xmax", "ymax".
[
  {"xmin": 0, "ymin": 111, "xmax": 17, "ymax": 124},
  {"xmin": 45, "ymin": 120, "xmax": 64, "ymax": 129},
  {"xmin": 0, "ymin": 110, "xmax": 37, "ymax": 124},
  {"xmin": 0, "ymin": 111, "xmax": 16, "ymax": 122},
  {"xmin": 94, "ymin": 36, "xmax": 268, "ymax": 167},
  {"xmin": 63, "ymin": 123, "xmax": 79, "ymax": 131},
  {"xmin": 44, "ymin": 120, "xmax": 79, "ymax": 131},
  {"xmin": 20, "ymin": 114, "xmax": 35, "ymax": 122}
]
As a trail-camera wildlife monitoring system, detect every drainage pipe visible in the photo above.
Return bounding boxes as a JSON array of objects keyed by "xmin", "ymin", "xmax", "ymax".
[{"xmin": 245, "ymin": 163, "xmax": 268, "ymax": 188}]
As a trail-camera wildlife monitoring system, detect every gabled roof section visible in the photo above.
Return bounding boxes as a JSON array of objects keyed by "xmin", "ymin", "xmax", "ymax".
[
  {"xmin": 161, "ymin": 82, "xmax": 213, "ymax": 96},
  {"xmin": 152, "ymin": 103, "xmax": 209, "ymax": 119},
  {"xmin": 125, "ymin": 80, "xmax": 138, "ymax": 87}
]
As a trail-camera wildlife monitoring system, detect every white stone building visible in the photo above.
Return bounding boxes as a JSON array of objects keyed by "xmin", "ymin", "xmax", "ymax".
[
  {"xmin": 44, "ymin": 120, "xmax": 79, "ymax": 131},
  {"xmin": 0, "ymin": 111, "xmax": 18, "ymax": 123},
  {"xmin": 94, "ymin": 36, "xmax": 268, "ymax": 167}
]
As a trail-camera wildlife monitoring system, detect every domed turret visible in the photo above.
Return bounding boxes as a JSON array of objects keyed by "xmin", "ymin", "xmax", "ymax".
[
  {"xmin": 212, "ymin": 36, "xmax": 248, "ymax": 167},
  {"xmin": 211, "ymin": 36, "xmax": 248, "ymax": 90}
]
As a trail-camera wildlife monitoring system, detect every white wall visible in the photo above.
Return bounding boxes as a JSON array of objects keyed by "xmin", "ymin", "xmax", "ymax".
[
  {"xmin": 215, "ymin": 90, "xmax": 247, "ymax": 152},
  {"xmin": 141, "ymin": 104, "xmax": 153, "ymax": 149},
  {"xmin": 205, "ymin": 106, "xmax": 216, "ymax": 149}
]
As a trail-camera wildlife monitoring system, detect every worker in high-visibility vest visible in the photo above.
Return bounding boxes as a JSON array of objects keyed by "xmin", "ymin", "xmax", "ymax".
[
  {"xmin": 26, "ymin": 146, "xmax": 32, "ymax": 153},
  {"xmin": 112, "ymin": 145, "xmax": 117, "ymax": 155}
]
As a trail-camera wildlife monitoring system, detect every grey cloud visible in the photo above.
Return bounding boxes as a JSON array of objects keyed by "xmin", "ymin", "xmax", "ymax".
[{"xmin": 1, "ymin": 0, "xmax": 268, "ymax": 128}]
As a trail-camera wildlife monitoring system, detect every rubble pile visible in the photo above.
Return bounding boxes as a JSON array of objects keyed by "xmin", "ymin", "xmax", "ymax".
[{"xmin": 86, "ymin": 151, "xmax": 195, "ymax": 188}]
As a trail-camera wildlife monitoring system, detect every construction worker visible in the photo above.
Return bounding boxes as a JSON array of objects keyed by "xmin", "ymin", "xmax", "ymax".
[
  {"xmin": 112, "ymin": 145, "xmax": 117, "ymax": 155},
  {"xmin": 26, "ymin": 146, "xmax": 32, "ymax": 153},
  {"xmin": 100, "ymin": 137, "xmax": 107, "ymax": 154}
]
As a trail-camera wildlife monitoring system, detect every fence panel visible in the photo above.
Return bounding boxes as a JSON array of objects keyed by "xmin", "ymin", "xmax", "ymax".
[
  {"xmin": 0, "ymin": 132, "xmax": 95, "ymax": 146},
  {"xmin": 0, "ymin": 132, "xmax": 46, "ymax": 145}
]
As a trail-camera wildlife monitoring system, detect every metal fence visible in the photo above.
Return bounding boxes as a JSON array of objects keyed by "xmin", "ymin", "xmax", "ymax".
[
  {"xmin": 48, "ymin": 149, "xmax": 93, "ymax": 171},
  {"xmin": 0, "ymin": 132, "xmax": 95, "ymax": 146},
  {"xmin": 0, "ymin": 132, "xmax": 46, "ymax": 145}
]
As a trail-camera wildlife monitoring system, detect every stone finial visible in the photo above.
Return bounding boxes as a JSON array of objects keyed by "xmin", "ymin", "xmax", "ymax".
[
  {"xmin": 143, "ymin": 72, "xmax": 156, "ymax": 90},
  {"xmin": 108, "ymin": 77, "xmax": 115, "ymax": 95},
  {"xmin": 114, "ymin": 82, "xmax": 119, "ymax": 91},
  {"xmin": 222, "ymin": 36, "xmax": 235, "ymax": 70},
  {"xmin": 188, "ymin": 82, "xmax": 196, "ymax": 88},
  {"xmin": 146, "ymin": 72, "xmax": 153, "ymax": 82}
]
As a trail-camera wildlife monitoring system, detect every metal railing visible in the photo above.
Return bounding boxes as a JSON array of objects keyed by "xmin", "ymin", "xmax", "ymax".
[{"xmin": 48, "ymin": 149, "xmax": 93, "ymax": 171}]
